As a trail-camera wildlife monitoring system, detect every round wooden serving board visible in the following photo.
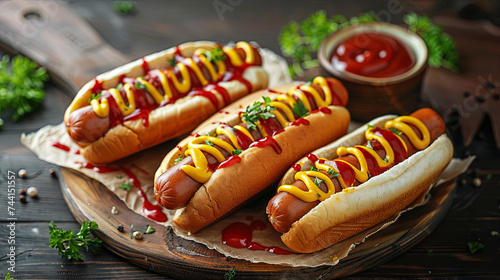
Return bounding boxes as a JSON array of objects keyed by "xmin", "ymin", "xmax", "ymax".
[{"xmin": 58, "ymin": 166, "xmax": 456, "ymax": 280}]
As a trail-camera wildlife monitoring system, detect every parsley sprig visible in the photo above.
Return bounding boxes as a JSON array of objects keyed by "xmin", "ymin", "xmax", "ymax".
[
  {"xmin": 0, "ymin": 55, "xmax": 49, "ymax": 128},
  {"xmin": 292, "ymin": 99, "xmax": 309, "ymax": 118},
  {"xmin": 404, "ymin": 13, "xmax": 459, "ymax": 71},
  {"xmin": 279, "ymin": 11, "xmax": 459, "ymax": 78},
  {"xmin": 49, "ymin": 221, "xmax": 102, "ymax": 261},
  {"xmin": 279, "ymin": 11, "xmax": 377, "ymax": 78},
  {"xmin": 241, "ymin": 96, "xmax": 276, "ymax": 131}
]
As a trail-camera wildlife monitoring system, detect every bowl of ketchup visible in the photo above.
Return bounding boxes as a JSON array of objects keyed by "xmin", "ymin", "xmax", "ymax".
[{"xmin": 318, "ymin": 22, "xmax": 428, "ymax": 121}]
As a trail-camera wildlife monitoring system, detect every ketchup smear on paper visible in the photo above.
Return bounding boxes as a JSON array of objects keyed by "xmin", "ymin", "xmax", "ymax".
[
  {"xmin": 222, "ymin": 219, "xmax": 296, "ymax": 255},
  {"xmin": 79, "ymin": 162, "xmax": 167, "ymax": 222}
]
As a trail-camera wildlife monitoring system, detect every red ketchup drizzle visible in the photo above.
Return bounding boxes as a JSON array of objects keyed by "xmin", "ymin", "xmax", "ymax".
[
  {"xmin": 292, "ymin": 164, "xmax": 302, "ymax": 172},
  {"xmin": 259, "ymin": 117, "xmax": 282, "ymax": 137},
  {"xmin": 332, "ymin": 160, "xmax": 356, "ymax": 187},
  {"xmin": 75, "ymin": 150, "xmax": 81, "ymax": 155},
  {"xmin": 267, "ymin": 89, "xmax": 280, "ymax": 94},
  {"xmin": 51, "ymin": 142, "xmax": 71, "ymax": 152},
  {"xmin": 177, "ymin": 145, "xmax": 183, "ymax": 151},
  {"xmin": 217, "ymin": 155, "xmax": 241, "ymax": 169},
  {"xmin": 357, "ymin": 147, "xmax": 386, "ymax": 177},
  {"xmin": 78, "ymin": 163, "xmax": 167, "ymax": 222},
  {"xmin": 222, "ymin": 221, "xmax": 296, "ymax": 255},
  {"xmin": 123, "ymin": 109, "xmax": 150, "ymax": 127},
  {"xmin": 232, "ymin": 127, "xmax": 253, "ymax": 150},
  {"xmin": 249, "ymin": 136, "xmax": 282, "ymax": 154},
  {"xmin": 306, "ymin": 153, "xmax": 318, "ymax": 162},
  {"xmin": 310, "ymin": 107, "xmax": 332, "ymax": 115},
  {"xmin": 222, "ymin": 65, "xmax": 252, "ymax": 93},
  {"xmin": 141, "ymin": 58, "xmax": 150, "ymax": 73},
  {"xmin": 189, "ymin": 88, "xmax": 219, "ymax": 109},
  {"xmin": 290, "ymin": 118, "xmax": 309, "ymax": 126},
  {"xmin": 373, "ymin": 127, "xmax": 407, "ymax": 164},
  {"xmin": 90, "ymin": 78, "xmax": 104, "ymax": 94}
]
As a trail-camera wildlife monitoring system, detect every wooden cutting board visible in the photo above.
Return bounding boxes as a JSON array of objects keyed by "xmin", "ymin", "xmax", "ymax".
[{"xmin": 58, "ymin": 165, "xmax": 456, "ymax": 279}]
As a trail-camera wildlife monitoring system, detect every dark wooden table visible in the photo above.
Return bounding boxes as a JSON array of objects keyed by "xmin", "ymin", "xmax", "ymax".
[{"xmin": 1, "ymin": 0, "xmax": 499, "ymax": 279}]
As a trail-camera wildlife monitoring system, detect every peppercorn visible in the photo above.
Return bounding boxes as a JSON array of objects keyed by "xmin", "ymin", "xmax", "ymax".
[
  {"xmin": 117, "ymin": 224, "xmax": 124, "ymax": 232},
  {"xmin": 473, "ymin": 178, "xmax": 482, "ymax": 187},
  {"xmin": 132, "ymin": 231, "xmax": 143, "ymax": 240},
  {"xmin": 49, "ymin": 168, "xmax": 57, "ymax": 178},
  {"xmin": 19, "ymin": 189, "xmax": 27, "ymax": 195},
  {"xmin": 27, "ymin": 186, "xmax": 38, "ymax": 197},
  {"xmin": 19, "ymin": 195, "xmax": 26, "ymax": 203},
  {"xmin": 18, "ymin": 169, "xmax": 27, "ymax": 178}
]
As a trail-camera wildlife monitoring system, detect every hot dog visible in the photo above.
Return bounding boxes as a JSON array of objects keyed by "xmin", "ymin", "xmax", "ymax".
[
  {"xmin": 154, "ymin": 76, "xmax": 351, "ymax": 233},
  {"xmin": 266, "ymin": 108, "xmax": 454, "ymax": 253},
  {"xmin": 64, "ymin": 41, "xmax": 269, "ymax": 163}
]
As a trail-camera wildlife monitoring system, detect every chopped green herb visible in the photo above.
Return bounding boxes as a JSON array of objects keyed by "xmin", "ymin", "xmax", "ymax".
[
  {"xmin": 130, "ymin": 224, "xmax": 134, "ymax": 239},
  {"xmin": 88, "ymin": 92, "xmax": 102, "ymax": 103},
  {"xmin": 5, "ymin": 273, "xmax": 14, "ymax": 280},
  {"xmin": 116, "ymin": 83, "xmax": 124, "ymax": 91},
  {"xmin": 0, "ymin": 55, "xmax": 49, "ymax": 125},
  {"xmin": 145, "ymin": 225, "xmax": 156, "ymax": 234},
  {"xmin": 426, "ymin": 248, "xmax": 433, "ymax": 254},
  {"xmin": 114, "ymin": 1, "xmax": 136, "ymax": 15},
  {"xmin": 135, "ymin": 80, "xmax": 147, "ymax": 91},
  {"xmin": 232, "ymin": 149, "xmax": 243, "ymax": 156},
  {"xmin": 467, "ymin": 241, "xmax": 484, "ymax": 254},
  {"xmin": 310, "ymin": 166, "xmax": 319, "ymax": 172},
  {"xmin": 202, "ymin": 46, "xmax": 226, "ymax": 63},
  {"xmin": 390, "ymin": 128, "xmax": 403, "ymax": 136},
  {"xmin": 119, "ymin": 183, "xmax": 133, "ymax": 191},
  {"xmin": 168, "ymin": 57, "xmax": 177, "ymax": 66},
  {"xmin": 314, "ymin": 177, "xmax": 324, "ymax": 187},
  {"xmin": 241, "ymin": 96, "xmax": 276, "ymax": 131},
  {"xmin": 49, "ymin": 221, "xmax": 102, "ymax": 261},
  {"xmin": 224, "ymin": 266, "xmax": 236, "ymax": 280},
  {"xmin": 316, "ymin": 193, "xmax": 321, "ymax": 197},
  {"xmin": 116, "ymin": 175, "xmax": 122, "ymax": 179},
  {"xmin": 292, "ymin": 99, "xmax": 309, "ymax": 118},
  {"xmin": 367, "ymin": 124, "xmax": 374, "ymax": 130},
  {"xmin": 328, "ymin": 168, "xmax": 340, "ymax": 178},
  {"xmin": 383, "ymin": 157, "xmax": 389, "ymax": 163},
  {"xmin": 486, "ymin": 174, "xmax": 492, "ymax": 180},
  {"xmin": 404, "ymin": 13, "xmax": 459, "ymax": 71},
  {"xmin": 212, "ymin": 132, "xmax": 218, "ymax": 138},
  {"xmin": 204, "ymin": 140, "xmax": 214, "ymax": 146},
  {"xmin": 366, "ymin": 141, "xmax": 374, "ymax": 150},
  {"xmin": 174, "ymin": 156, "xmax": 184, "ymax": 165},
  {"xmin": 491, "ymin": 231, "xmax": 499, "ymax": 237}
]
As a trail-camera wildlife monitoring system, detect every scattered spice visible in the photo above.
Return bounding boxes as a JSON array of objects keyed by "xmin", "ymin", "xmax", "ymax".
[
  {"xmin": 18, "ymin": 169, "xmax": 27, "ymax": 178},
  {"xmin": 19, "ymin": 189, "xmax": 27, "ymax": 195},
  {"xmin": 116, "ymin": 224, "xmax": 124, "ymax": 232},
  {"xmin": 473, "ymin": 178, "xmax": 482, "ymax": 188},
  {"xmin": 132, "ymin": 231, "xmax": 143, "ymax": 240},
  {"xmin": 467, "ymin": 241, "xmax": 484, "ymax": 254},
  {"xmin": 27, "ymin": 186, "xmax": 38, "ymax": 197},
  {"xmin": 49, "ymin": 168, "xmax": 57, "ymax": 177},
  {"xmin": 145, "ymin": 225, "xmax": 156, "ymax": 234},
  {"xmin": 19, "ymin": 195, "xmax": 26, "ymax": 203}
]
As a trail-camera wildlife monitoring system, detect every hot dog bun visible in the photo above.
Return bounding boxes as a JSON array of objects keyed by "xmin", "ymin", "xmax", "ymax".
[
  {"xmin": 64, "ymin": 41, "xmax": 268, "ymax": 163},
  {"xmin": 277, "ymin": 114, "xmax": 454, "ymax": 253},
  {"xmin": 154, "ymin": 83, "xmax": 351, "ymax": 233}
]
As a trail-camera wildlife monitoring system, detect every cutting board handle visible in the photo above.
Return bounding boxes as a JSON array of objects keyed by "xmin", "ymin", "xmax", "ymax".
[{"xmin": 0, "ymin": 1, "xmax": 130, "ymax": 93}]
